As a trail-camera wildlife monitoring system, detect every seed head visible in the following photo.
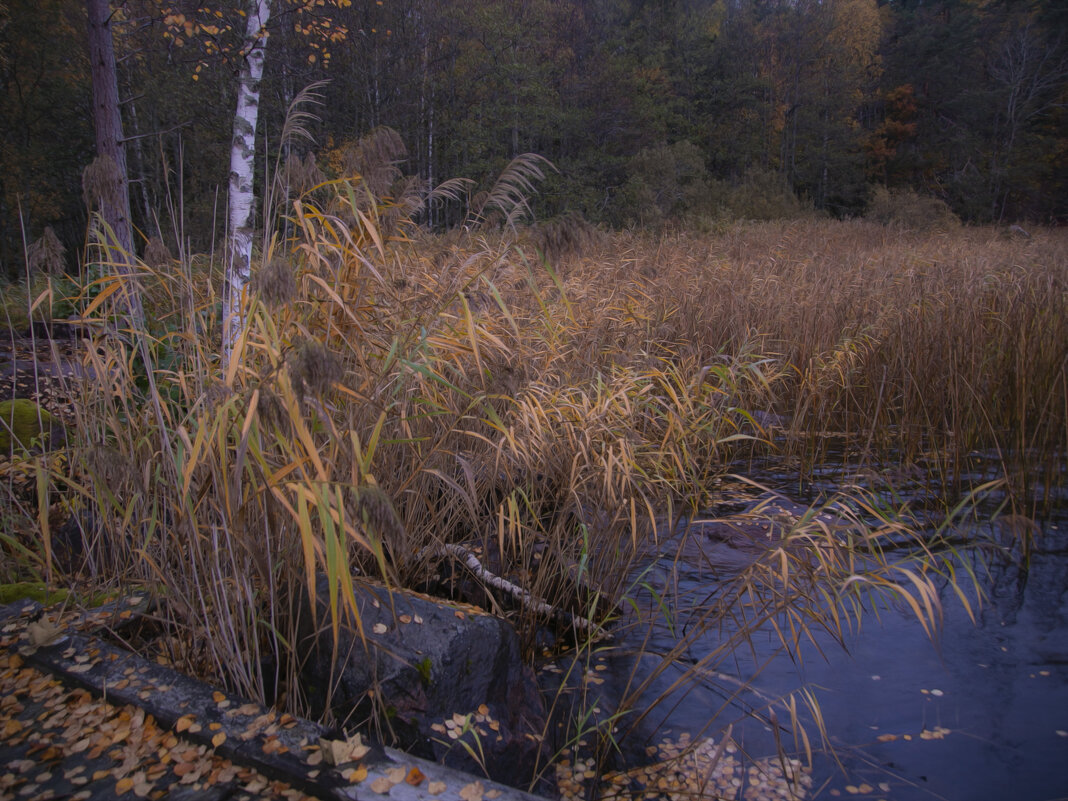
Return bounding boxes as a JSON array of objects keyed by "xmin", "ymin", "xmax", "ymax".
[
  {"xmin": 26, "ymin": 227, "xmax": 66, "ymax": 275},
  {"xmin": 289, "ymin": 339, "xmax": 341, "ymax": 399},
  {"xmin": 82, "ymin": 155, "xmax": 123, "ymax": 211},
  {"xmin": 251, "ymin": 255, "xmax": 297, "ymax": 307}
]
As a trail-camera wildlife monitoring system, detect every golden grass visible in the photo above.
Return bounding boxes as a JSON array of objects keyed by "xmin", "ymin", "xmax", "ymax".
[{"xmin": 1, "ymin": 207, "xmax": 1063, "ymax": 787}]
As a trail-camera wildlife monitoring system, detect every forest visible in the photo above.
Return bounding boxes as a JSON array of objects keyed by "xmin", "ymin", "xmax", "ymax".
[{"xmin": 2, "ymin": 0, "xmax": 1066, "ymax": 274}]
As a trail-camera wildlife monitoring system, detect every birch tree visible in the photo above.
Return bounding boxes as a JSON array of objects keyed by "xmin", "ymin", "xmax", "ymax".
[
  {"xmin": 224, "ymin": 0, "xmax": 271, "ymax": 364},
  {"xmin": 159, "ymin": 0, "xmax": 348, "ymax": 364}
]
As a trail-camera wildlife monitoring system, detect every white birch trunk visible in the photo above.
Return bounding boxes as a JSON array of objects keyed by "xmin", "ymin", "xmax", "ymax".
[{"xmin": 224, "ymin": 0, "xmax": 272, "ymax": 366}]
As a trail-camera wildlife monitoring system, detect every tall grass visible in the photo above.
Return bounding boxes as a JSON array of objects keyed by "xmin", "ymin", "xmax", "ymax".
[{"xmin": 1, "ymin": 168, "xmax": 1063, "ymax": 791}]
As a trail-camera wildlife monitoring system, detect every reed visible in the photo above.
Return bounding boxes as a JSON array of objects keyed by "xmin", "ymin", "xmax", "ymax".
[{"xmin": 2, "ymin": 161, "xmax": 1062, "ymax": 792}]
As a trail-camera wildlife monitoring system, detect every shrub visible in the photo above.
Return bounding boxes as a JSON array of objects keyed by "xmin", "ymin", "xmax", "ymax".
[
  {"xmin": 619, "ymin": 141, "xmax": 712, "ymax": 227},
  {"xmin": 725, "ymin": 167, "xmax": 811, "ymax": 221},
  {"xmin": 866, "ymin": 185, "xmax": 960, "ymax": 231}
]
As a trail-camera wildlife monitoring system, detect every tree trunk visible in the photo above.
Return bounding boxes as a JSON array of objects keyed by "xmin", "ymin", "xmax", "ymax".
[
  {"xmin": 85, "ymin": 0, "xmax": 144, "ymax": 328},
  {"xmin": 224, "ymin": 0, "xmax": 272, "ymax": 366}
]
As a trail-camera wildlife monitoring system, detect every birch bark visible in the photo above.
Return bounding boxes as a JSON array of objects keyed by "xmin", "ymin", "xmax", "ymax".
[{"xmin": 224, "ymin": 0, "xmax": 272, "ymax": 365}]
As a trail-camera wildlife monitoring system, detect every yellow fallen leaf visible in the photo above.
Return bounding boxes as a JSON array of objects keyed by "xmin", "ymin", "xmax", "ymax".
[
  {"xmin": 175, "ymin": 715, "xmax": 195, "ymax": 733},
  {"xmin": 405, "ymin": 767, "xmax": 426, "ymax": 786},
  {"xmin": 343, "ymin": 765, "xmax": 369, "ymax": 783},
  {"xmin": 212, "ymin": 732, "xmax": 226, "ymax": 748},
  {"xmin": 116, "ymin": 776, "xmax": 135, "ymax": 794}
]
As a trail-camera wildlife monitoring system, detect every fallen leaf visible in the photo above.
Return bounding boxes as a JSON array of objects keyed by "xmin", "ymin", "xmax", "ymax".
[
  {"xmin": 372, "ymin": 623, "xmax": 388, "ymax": 634},
  {"xmin": 28, "ymin": 620, "xmax": 66, "ymax": 648},
  {"xmin": 116, "ymin": 776, "xmax": 135, "ymax": 794},
  {"xmin": 342, "ymin": 765, "xmax": 369, "ymax": 783},
  {"xmin": 175, "ymin": 715, "xmax": 195, "ymax": 733},
  {"xmin": 428, "ymin": 781, "xmax": 447, "ymax": 795},
  {"xmin": 405, "ymin": 767, "xmax": 426, "ymax": 786},
  {"xmin": 320, "ymin": 734, "xmax": 371, "ymax": 765},
  {"xmin": 370, "ymin": 776, "xmax": 394, "ymax": 793},
  {"xmin": 459, "ymin": 780, "xmax": 485, "ymax": 801},
  {"xmin": 212, "ymin": 732, "xmax": 226, "ymax": 748}
]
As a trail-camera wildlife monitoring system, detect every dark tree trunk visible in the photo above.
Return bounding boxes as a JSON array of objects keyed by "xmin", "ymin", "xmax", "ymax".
[{"xmin": 85, "ymin": 0, "xmax": 144, "ymax": 326}]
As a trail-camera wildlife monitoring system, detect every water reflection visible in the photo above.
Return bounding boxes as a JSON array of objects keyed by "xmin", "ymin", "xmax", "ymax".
[{"xmin": 544, "ymin": 473, "xmax": 1068, "ymax": 801}]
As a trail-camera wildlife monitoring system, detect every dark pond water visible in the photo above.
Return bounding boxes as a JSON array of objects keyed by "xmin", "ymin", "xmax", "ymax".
[{"xmin": 544, "ymin": 467, "xmax": 1068, "ymax": 800}]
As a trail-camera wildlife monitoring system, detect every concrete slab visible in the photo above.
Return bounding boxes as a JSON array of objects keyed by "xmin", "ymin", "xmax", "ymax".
[{"xmin": 0, "ymin": 599, "xmax": 552, "ymax": 801}]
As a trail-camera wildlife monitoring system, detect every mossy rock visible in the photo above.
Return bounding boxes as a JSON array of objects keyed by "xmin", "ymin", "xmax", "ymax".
[{"xmin": 0, "ymin": 398, "xmax": 67, "ymax": 454}]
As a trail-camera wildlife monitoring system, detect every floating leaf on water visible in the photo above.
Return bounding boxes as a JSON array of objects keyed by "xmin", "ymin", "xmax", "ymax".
[{"xmin": 373, "ymin": 623, "xmax": 388, "ymax": 634}]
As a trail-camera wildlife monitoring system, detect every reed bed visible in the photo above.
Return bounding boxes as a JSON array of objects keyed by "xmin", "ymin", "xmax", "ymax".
[{"xmin": 2, "ymin": 204, "xmax": 1063, "ymax": 790}]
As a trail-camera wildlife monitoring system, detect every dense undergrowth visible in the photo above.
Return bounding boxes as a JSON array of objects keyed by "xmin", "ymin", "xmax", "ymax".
[{"xmin": 2, "ymin": 191, "xmax": 1065, "ymax": 790}]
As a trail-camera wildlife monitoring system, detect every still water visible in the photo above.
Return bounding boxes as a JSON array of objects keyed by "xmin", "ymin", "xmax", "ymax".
[{"xmin": 547, "ymin": 473, "xmax": 1068, "ymax": 800}]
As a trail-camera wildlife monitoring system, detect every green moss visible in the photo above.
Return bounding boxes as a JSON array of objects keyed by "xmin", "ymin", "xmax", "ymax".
[
  {"xmin": 0, "ymin": 582, "xmax": 119, "ymax": 607},
  {"xmin": 0, "ymin": 399, "xmax": 66, "ymax": 454},
  {"xmin": 416, "ymin": 656, "xmax": 433, "ymax": 686},
  {"xmin": 0, "ymin": 581, "xmax": 69, "ymax": 605}
]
